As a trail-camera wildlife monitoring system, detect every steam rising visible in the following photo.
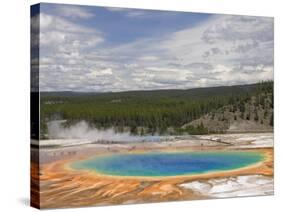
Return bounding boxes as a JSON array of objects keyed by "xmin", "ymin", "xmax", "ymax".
[{"xmin": 47, "ymin": 120, "xmax": 146, "ymax": 142}]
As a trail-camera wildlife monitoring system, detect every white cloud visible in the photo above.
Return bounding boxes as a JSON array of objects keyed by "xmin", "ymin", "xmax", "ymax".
[
  {"xmin": 87, "ymin": 68, "xmax": 113, "ymax": 78},
  {"xmin": 105, "ymin": 7, "xmax": 127, "ymax": 12},
  {"xmin": 39, "ymin": 13, "xmax": 103, "ymax": 47},
  {"xmin": 109, "ymin": 15, "xmax": 273, "ymax": 88},
  {"xmin": 55, "ymin": 5, "xmax": 95, "ymax": 19},
  {"xmin": 138, "ymin": 56, "xmax": 159, "ymax": 61},
  {"xmin": 39, "ymin": 12, "xmax": 273, "ymax": 92},
  {"xmin": 38, "ymin": 13, "xmax": 107, "ymax": 91},
  {"xmin": 126, "ymin": 10, "xmax": 147, "ymax": 18},
  {"xmin": 105, "ymin": 7, "xmax": 165, "ymax": 19}
]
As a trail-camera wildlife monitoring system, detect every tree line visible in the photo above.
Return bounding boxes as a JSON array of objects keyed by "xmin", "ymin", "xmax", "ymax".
[{"xmin": 40, "ymin": 81, "xmax": 273, "ymax": 138}]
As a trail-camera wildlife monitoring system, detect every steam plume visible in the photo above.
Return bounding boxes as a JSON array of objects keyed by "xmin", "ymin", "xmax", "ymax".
[{"xmin": 47, "ymin": 120, "xmax": 146, "ymax": 142}]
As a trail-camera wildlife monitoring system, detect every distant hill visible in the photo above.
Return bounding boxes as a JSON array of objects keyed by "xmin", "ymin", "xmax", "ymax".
[
  {"xmin": 40, "ymin": 81, "xmax": 273, "ymax": 138},
  {"xmin": 40, "ymin": 91, "xmax": 100, "ymax": 97},
  {"xmin": 184, "ymin": 91, "xmax": 273, "ymax": 134},
  {"xmin": 41, "ymin": 83, "xmax": 259, "ymax": 99}
]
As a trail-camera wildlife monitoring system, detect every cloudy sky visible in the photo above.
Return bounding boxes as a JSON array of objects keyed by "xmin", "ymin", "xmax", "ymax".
[{"xmin": 32, "ymin": 3, "xmax": 274, "ymax": 92}]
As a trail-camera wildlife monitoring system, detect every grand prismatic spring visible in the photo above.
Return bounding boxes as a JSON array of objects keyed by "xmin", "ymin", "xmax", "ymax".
[{"xmin": 71, "ymin": 151, "xmax": 264, "ymax": 177}]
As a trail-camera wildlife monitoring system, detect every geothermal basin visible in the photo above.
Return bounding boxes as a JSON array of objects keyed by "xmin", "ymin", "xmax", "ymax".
[{"xmin": 70, "ymin": 151, "xmax": 264, "ymax": 177}]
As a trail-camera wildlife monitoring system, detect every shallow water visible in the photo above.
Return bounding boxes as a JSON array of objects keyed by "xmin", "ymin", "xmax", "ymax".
[{"xmin": 71, "ymin": 151, "xmax": 264, "ymax": 177}]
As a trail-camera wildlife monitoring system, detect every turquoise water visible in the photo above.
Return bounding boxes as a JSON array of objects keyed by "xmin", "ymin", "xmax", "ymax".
[{"xmin": 71, "ymin": 151, "xmax": 264, "ymax": 177}]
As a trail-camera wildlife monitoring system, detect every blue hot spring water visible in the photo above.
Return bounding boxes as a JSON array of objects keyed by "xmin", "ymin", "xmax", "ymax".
[{"xmin": 71, "ymin": 151, "xmax": 264, "ymax": 177}]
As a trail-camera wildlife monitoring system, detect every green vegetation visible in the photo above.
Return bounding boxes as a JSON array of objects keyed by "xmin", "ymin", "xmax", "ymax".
[
  {"xmin": 176, "ymin": 122, "xmax": 209, "ymax": 135},
  {"xmin": 40, "ymin": 81, "xmax": 273, "ymax": 138}
]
